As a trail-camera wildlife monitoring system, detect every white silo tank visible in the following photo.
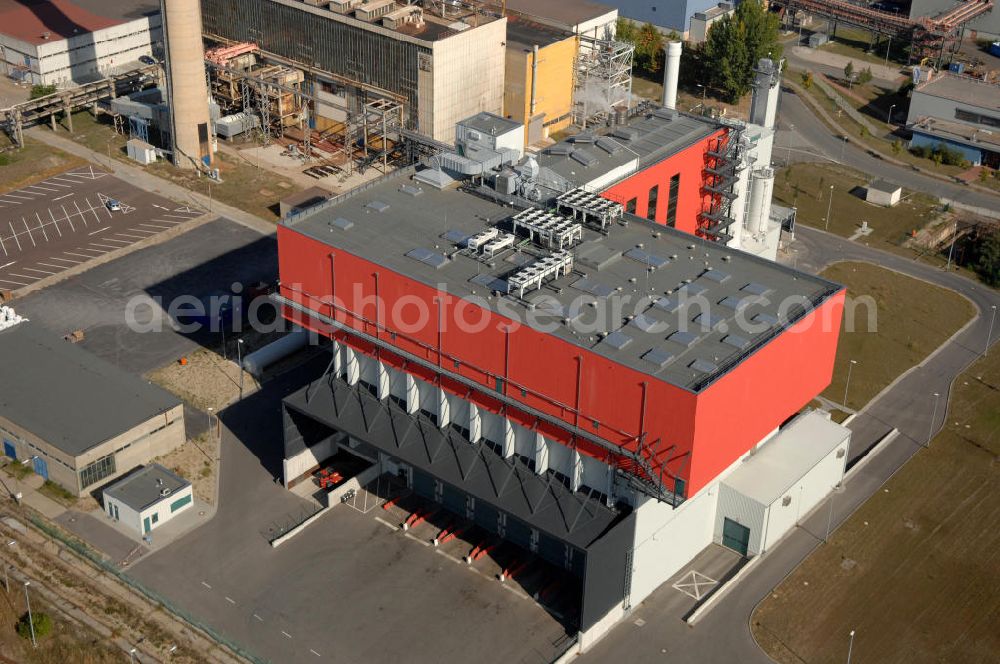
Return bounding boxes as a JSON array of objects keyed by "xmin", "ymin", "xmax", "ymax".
[{"xmin": 747, "ymin": 168, "xmax": 774, "ymax": 236}]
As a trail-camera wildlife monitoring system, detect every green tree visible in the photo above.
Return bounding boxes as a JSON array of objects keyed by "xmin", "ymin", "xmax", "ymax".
[
  {"xmin": 29, "ymin": 84, "xmax": 56, "ymax": 99},
  {"xmin": 843, "ymin": 61, "xmax": 855, "ymax": 82},
  {"xmin": 891, "ymin": 139, "xmax": 902, "ymax": 156},
  {"xmin": 615, "ymin": 20, "xmax": 670, "ymax": 77},
  {"xmin": 704, "ymin": 0, "xmax": 782, "ymax": 102},
  {"xmin": 800, "ymin": 71, "xmax": 814, "ymax": 89},
  {"xmin": 979, "ymin": 167, "xmax": 991, "ymax": 183},
  {"xmin": 974, "ymin": 230, "xmax": 1000, "ymax": 286},
  {"xmin": 17, "ymin": 612, "xmax": 53, "ymax": 641},
  {"xmin": 857, "ymin": 67, "xmax": 873, "ymax": 85}
]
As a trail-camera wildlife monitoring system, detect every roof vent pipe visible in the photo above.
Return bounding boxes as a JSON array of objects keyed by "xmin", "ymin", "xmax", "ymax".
[{"xmin": 662, "ymin": 41, "xmax": 682, "ymax": 110}]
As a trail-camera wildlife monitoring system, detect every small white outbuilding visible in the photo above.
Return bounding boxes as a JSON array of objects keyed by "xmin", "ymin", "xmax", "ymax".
[
  {"xmin": 103, "ymin": 464, "xmax": 193, "ymax": 538},
  {"xmin": 866, "ymin": 180, "xmax": 902, "ymax": 207}
]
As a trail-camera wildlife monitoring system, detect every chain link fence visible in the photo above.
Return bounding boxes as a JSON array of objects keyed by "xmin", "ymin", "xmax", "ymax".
[{"xmin": 27, "ymin": 514, "xmax": 267, "ymax": 664}]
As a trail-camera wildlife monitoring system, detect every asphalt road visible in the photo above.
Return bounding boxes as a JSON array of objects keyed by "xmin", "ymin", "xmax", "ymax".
[{"xmin": 775, "ymin": 87, "xmax": 1000, "ymax": 212}]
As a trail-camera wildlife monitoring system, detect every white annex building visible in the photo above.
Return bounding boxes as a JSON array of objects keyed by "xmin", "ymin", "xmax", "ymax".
[
  {"xmin": 0, "ymin": 0, "xmax": 161, "ymax": 87},
  {"xmin": 103, "ymin": 464, "xmax": 194, "ymax": 538}
]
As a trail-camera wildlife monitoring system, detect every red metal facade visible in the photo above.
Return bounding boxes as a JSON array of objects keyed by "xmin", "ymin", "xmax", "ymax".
[
  {"xmin": 278, "ymin": 225, "xmax": 844, "ymax": 496},
  {"xmin": 601, "ymin": 129, "xmax": 724, "ymax": 236}
]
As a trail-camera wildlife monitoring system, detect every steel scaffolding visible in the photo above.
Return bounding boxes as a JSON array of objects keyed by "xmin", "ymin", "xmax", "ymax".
[{"xmin": 573, "ymin": 35, "xmax": 634, "ymax": 129}]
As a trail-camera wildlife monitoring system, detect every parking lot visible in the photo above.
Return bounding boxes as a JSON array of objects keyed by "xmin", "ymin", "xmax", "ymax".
[
  {"xmin": 0, "ymin": 166, "xmax": 203, "ymax": 290},
  {"xmin": 128, "ymin": 358, "xmax": 576, "ymax": 664}
]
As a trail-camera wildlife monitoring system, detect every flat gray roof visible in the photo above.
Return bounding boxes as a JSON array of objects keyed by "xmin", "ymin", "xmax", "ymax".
[
  {"xmin": 460, "ymin": 112, "xmax": 523, "ymax": 137},
  {"xmin": 506, "ymin": 16, "xmax": 572, "ymax": 50},
  {"xmin": 536, "ymin": 110, "xmax": 718, "ymax": 189},
  {"xmin": 723, "ymin": 411, "xmax": 850, "ymax": 505},
  {"xmin": 869, "ymin": 179, "xmax": 900, "ymax": 193},
  {"xmin": 103, "ymin": 463, "xmax": 190, "ymax": 512},
  {"xmin": 0, "ymin": 322, "xmax": 181, "ymax": 457},
  {"xmin": 503, "ymin": 0, "xmax": 616, "ymax": 28},
  {"xmin": 284, "ymin": 169, "xmax": 840, "ymax": 392},
  {"xmin": 914, "ymin": 74, "xmax": 1000, "ymax": 114}
]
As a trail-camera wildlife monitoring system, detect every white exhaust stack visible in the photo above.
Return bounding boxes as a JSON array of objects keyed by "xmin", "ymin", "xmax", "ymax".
[
  {"xmin": 662, "ymin": 41, "xmax": 682, "ymax": 110},
  {"xmin": 161, "ymin": 0, "xmax": 215, "ymax": 170}
]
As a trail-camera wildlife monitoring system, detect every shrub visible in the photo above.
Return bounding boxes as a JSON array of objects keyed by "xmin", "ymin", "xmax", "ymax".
[
  {"xmin": 972, "ymin": 230, "xmax": 1000, "ymax": 287},
  {"xmin": 17, "ymin": 612, "xmax": 53, "ymax": 640},
  {"xmin": 800, "ymin": 71, "xmax": 814, "ymax": 90},
  {"xmin": 29, "ymin": 84, "xmax": 56, "ymax": 100}
]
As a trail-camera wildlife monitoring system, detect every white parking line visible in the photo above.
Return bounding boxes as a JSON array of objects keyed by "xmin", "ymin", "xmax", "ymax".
[
  {"xmin": 7, "ymin": 222, "xmax": 22, "ymax": 252},
  {"xmin": 48, "ymin": 209, "xmax": 63, "ymax": 237},
  {"xmin": 281, "ymin": 631, "xmax": 292, "ymax": 639},
  {"xmin": 7, "ymin": 273, "xmax": 37, "ymax": 281},
  {"xmin": 60, "ymin": 205, "xmax": 76, "ymax": 232},
  {"xmin": 201, "ymin": 581, "xmax": 212, "ymax": 589},
  {"xmin": 88, "ymin": 227, "xmax": 110, "ymax": 236},
  {"xmin": 161, "ymin": 213, "xmax": 195, "ymax": 220},
  {"xmin": 114, "ymin": 232, "xmax": 150, "ymax": 240},
  {"xmin": 0, "ymin": 199, "xmax": 21, "ymax": 206},
  {"xmin": 0, "ymin": 261, "xmax": 15, "ymax": 269},
  {"xmin": 138, "ymin": 222, "xmax": 172, "ymax": 231},
  {"xmin": 3, "ymin": 192, "xmax": 37, "ymax": 201},
  {"xmin": 24, "ymin": 185, "xmax": 60, "ymax": 193},
  {"xmin": 21, "ymin": 219, "xmax": 35, "ymax": 247},
  {"xmin": 310, "ymin": 649, "xmax": 321, "ymax": 657},
  {"xmin": 253, "ymin": 614, "xmax": 264, "ymax": 622},
  {"xmin": 39, "ymin": 179, "xmax": 70, "ymax": 188},
  {"xmin": 73, "ymin": 201, "xmax": 89, "ymax": 227},
  {"xmin": 100, "ymin": 238, "xmax": 132, "ymax": 245},
  {"xmin": 52, "ymin": 193, "xmax": 74, "ymax": 202},
  {"xmin": 64, "ymin": 251, "xmax": 96, "ymax": 259},
  {"xmin": 37, "ymin": 262, "xmax": 68, "ymax": 270},
  {"xmin": 0, "ymin": 277, "xmax": 27, "ymax": 287},
  {"xmin": 34, "ymin": 213, "xmax": 49, "ymax": 243},
  {"xmin": 88, "ymin": 243, "xmax": 119, "ymax": 250},
  {"xmin": 46, "ymin": 176, "xmax": 78, "ymax": 185},
  {"xmin": 47, "ymin": 257, "xmax": 81, "ymax": 265},
  {"xmin": 153, "ymin": 204, "xmax": 171, "ymax": 211},
  {"xmin": 0, "ymin": 236, "xmax": 6, "ymax": 256},
  {"xmin": 224, "ymin": 597, "xmax": 236, "ymax": 605},
  {"xmin": 21, "ymin": 267, "xmax": 55, "ymax": 275}
]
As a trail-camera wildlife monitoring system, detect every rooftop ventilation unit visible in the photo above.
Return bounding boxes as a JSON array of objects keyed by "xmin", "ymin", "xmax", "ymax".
[
  {"xmin": 547, "ymin": 145, "xmax": 574, "ymax": 157},
  {"xmin": 596, "ymin": 137, "xmax": 624, "ymax": 155},
  {"xmin": 511, "ymin": 209, "xmax": 583, "ymax": 251},
  {"xmin": 507, "ymin": 251, "xmax": 574, "ymax": 298},
  {"xmin": 611, "ymin": 127, "xmax": 640, "ymax": 141},
  {"xmin": 406, "ymin": 248, "xmax": 449, "ymax": 269},
  {"xmin": 570, "ymin": 150, "xmax": 599, "ymax": 167}
]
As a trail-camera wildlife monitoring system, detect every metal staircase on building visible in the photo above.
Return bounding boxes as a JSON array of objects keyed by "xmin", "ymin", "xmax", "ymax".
[{"xmin": 698, "ymin": 126, "xmax": 745, "ymax": 243}]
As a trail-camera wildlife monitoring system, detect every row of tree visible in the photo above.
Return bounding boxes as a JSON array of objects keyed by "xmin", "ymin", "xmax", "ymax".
[{"xmin": 615, "ymin": 1, "xmax": 783, "ymax": 104}]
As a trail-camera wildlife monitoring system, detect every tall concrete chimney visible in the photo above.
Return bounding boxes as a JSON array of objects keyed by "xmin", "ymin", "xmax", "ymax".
[
  {"xmin": 662, "ymin": 41, "xmax": 682, "ymax": 110},
  {"xmin": 161, "ymin": 0, "xmax": 214, "ymax": 170},
  {"xmin": 749, "ymin": 58, "xmax": 782, "ymax": 130}
]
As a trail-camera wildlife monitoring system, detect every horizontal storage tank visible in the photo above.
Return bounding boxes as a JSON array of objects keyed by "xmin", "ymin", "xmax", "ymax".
[
  {"xmin": 216, "ymin": 112, "xmax": 261, "ymax": 138},
  {"xmin": 242, "ymin": 327, "xmax": 309, "ymax": 377}
]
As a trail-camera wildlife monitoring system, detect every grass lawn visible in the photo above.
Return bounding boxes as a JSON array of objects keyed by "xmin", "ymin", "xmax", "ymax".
[
  {"xmin": 819, "ymin": 262, "xmax": 975, "ymax": 411},
  {"xmin": 56, "ymin": 111, "xmax": 300, "ymax": 221},
  {"xmin": 774, "ymin": 163, "xmax": 940, "ymax": 245},
  {"xmin": 38, "ymin": 480, "xmax": 78, "ymax": 508},
  {"xmin": 752, "ymin": 342, "xmax": 1000, "ymax": 664},
  {"xmin": 0, "ymin": 137, "xmax": 86, "ymax": 194}
]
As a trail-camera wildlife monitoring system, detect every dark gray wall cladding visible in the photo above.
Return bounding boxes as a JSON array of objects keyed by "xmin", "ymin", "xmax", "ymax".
[
  {"xmin": 580, "ymin": 511, "xmax": 636, "ymax": 632},
  {"xmin": 201, "ymin": 0, "xmax": 426, "ymax": 126}
]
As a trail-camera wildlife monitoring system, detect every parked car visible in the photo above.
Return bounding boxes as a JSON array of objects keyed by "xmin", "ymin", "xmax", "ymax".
[
  {"xmin": 138, "ymin": 55, "xmax": 157, "ymax": 65},
  {"xmin": 105, "ymin": 198, "xmax": 122, "ymax": 212}
]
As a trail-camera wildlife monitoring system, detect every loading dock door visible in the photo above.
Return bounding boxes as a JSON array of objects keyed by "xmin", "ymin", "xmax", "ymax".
[
  {"xmin": 3, "ymin": 441, "xmax": 15, "ymax": 460},
  {"xmin": 721, "ymin": 518, "xmax": 751, "ymax": 557}
]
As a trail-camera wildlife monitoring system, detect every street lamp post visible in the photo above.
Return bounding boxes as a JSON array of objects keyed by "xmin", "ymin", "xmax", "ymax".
[
  {"xmin": 207, "ymin": 407, "xmax": 214, "ymax": 439},
  {"xmin": 884, "ymin": 35, "xmax": 892, "ymax": 67},
  {"xmin": 130, "ymin": 647, "xmax": 138, "ymax": 663},
  {"xmin": 986, "ymin": 305, "xmax": 997, "ymax": 357},
  {"xmin": 843, "ymin": 359, "xmax": 857, "ymax": 407},
  {"xmin": 846, "ymin": 630, "xmax": 856, "ymax": 664},
  {"xmin": 887, "ymin": 103, "xmax": 896, "ymax": 124},
  {"xmin": 825, "ymin": 185, "xmax": 835, "ymax": 231},
  {"xmin": 23, "ymin": 581, "xmax": 36, "ymax": 648},
  {"xmin": 4, "ymin": 540, "xmax": 15, "ymax": 592},
  {"xmin": 946, "ymin": 220, "xmax": 958, "ymax": 270},
  {"xmin": 236, "ymin": 339, "xmax": 245, "ymax": 400},
  {"xmin": 840, "ymin": 135, "xmax": 848, "ymax": 162},
  {"xmin": 928, "ymin": 392, "xmax": 940, "ymax": 446},
  {"xmin": 787, "ymin": 123, "xmax": 795, "ymax": 165}
]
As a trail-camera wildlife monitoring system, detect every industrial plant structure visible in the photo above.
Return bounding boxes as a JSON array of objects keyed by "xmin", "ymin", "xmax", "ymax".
[
  {"xmin": 270, "ymin": 70, "xmax": 849, "ymax": 644},
  {"xmin": 161, "ymin": 0, "xmax": 214, "ymax": 169}
]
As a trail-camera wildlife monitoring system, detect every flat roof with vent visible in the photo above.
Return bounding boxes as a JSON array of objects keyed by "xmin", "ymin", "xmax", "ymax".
[
  {"xmin": 102, "ymin": 463, "xmax": 191, "ymax": 512},
  {"xmin": 283, "ymin": 166, "xmax": 841, "ymax": 391}
]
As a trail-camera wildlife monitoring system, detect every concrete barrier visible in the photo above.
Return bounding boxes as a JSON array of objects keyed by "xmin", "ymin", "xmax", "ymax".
[
  {"xmin": 845, "ymin": 428, "xmax": 899, "ymax": 482},
  {"xmin": 271, "ymin": 464, "xmax": 380, "ymax": 548}
]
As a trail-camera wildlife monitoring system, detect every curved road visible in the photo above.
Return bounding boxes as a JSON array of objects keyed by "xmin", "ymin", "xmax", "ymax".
[
  {"xmin": 575, "ymin": 91, "xmax": 1000, "ymax": 664},
  {"xmin": 777, "ymin": 88, "xmax": 1000, "ymax": 211}
]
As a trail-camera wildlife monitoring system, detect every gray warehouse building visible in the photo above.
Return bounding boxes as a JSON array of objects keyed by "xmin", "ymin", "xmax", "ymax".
[
  {"xmin": 906, "ymin": 74, "xmax": 1000, "ymax": 168},
  {"xmin": 0, "ymin": 320, "xmax": 185, "ymax": 496}
]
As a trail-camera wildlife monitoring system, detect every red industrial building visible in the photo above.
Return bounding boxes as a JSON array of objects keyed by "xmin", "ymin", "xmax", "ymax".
[{"xmin": 274, "ymin": 108, "xmax": 849, "ymax": 648}]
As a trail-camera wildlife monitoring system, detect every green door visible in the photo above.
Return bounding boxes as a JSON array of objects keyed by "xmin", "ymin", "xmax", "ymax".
[
  {"xmin": 143, "ymin": 517, "xmax": 151, "ymax": 534},
  {"xmin": 722, "ymin": 518, "xmax": 751, "ymax": 556}
]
